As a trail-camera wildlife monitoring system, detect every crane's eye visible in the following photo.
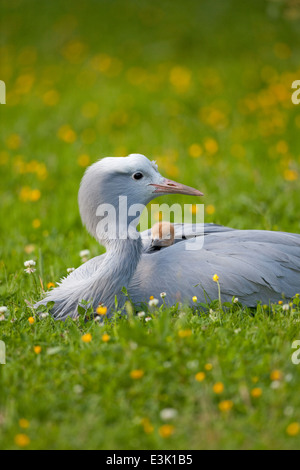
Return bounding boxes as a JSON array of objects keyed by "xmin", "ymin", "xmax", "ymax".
[{"xmin": 132, "ymin": 172, "xmax": 144, "ymax": 180}]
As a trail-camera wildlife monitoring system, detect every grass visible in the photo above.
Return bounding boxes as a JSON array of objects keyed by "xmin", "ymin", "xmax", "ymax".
[
  {"xmin": 0, "ymin": 0, "xmax": 300, "ymax": 450},
  {"xmin": 1, "ymin": 298, "xmax": 300, "ymax": 449}
]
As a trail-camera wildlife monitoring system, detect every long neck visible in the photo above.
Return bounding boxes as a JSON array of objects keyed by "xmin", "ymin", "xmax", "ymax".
[
  {"xmin": 78, "ymin": 190, "xmax": 144, "ymax": 313},
  {"xmin": 81, "ymin": 236, "xmax": 143, "ymax": 312}
]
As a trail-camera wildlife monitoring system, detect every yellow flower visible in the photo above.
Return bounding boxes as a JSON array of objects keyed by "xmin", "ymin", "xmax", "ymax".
[
  {"xmin": 204, "ymin": 363, "xmax": 213, "ymax": 371},
  {"xmin": 96, "ymin": 305, "xmax": 107, "ymax": 316},
  {"xmin": 178, "ymin": 329, "xmax": 192, "ymax": 338},
  {"xmin": 278, "ymin": 300, "xmax": 283, "ymax": 305},
  {"xmin": 15, "ymin": 74, "xmax": 35, "ymax": 95},
  {"xmin": 213, "ymin": 274, "xmax": 219, "ymax": 282},
  {"xmin": 130, "ymin": 369, "xmax": 144, "ymax": 379},
  {"xmin": 206, "ymin": 204, "xmax": 215, "ymax": 215},
  {"xmin": 141, "ymin": 418, "xmax": 154, "ymax": 434},
  {"xmin": 81, "ymin": 101, "xmax": 99, "ymax": 118},
  {"xmin": 28, "ymin": 317, "xmax": 35, "ymax": 325},
  {"xmin": 192, "ymin": 296, "xmax": 197, "ymax": 303},
  {"xmin": 149, "ymin": 295, "xmax": 154, "ymax": 300},
  {"xmin": 204, "ymin": 137, "xmax": 218, "ymax": 155},
  {"xmin": 213, "ymin": 382, "xmax": 224, "ymax": 394},
  {"xmin": 218, "ymin": 400, "xmax": 233, "ymax": 412},
  {"xmin": 167, "ymin": 164, "xmax": 179, "ymax": 178},
  {"xmin": 19, "ymin": 419, "xmax": 30, "ymax": 429},
  {"xmin": 32, "ymin": 219, "xmax": 41, "ymax": 229},
  {"xmin": 81, "ymin": 333, "xmax": 92, "ymax": 343},
  {"xmin": 195, "ymin": 372, "xmax": 206, "ymax": 382},
  {"xmin": 276, "ymin": 140, "xmax": 288, "ymax": 154},
  {"xmin": 14, "ymin": 434, "xmax": 30, "ymax": 447},
  {"xmin": 20, "ymin": 186, "xmax": 39, "ymax": 204},
  {"xmin": 102, "ymin": 334, "xmax": 110, "ymax": 342},
  {"xmin": 30, "ymin": 189, "xmax": 41, "ymax": 202},
  {"xmin": 19, "ymin": 186, "xmax": 32, "ymax": 202},
  {"xmin": 43, "ymin": 89, "xmax": 60, "ymax": 107},
  {"xmin": 34, "ymin": 346, "xmax": 41, "ymax": 354},
  {"xmin": 159, "ymin": 424, "xmax": 175, "ymax": 438},
  {"xmin": 6, "ymin": 133, "xmax": 21, "ymax": 149},
  {"xmin": 91, "ymin": 53, "xmax": 112, "ymax": 72},
  {"xmin": 270, "ymin": 370, "xmax": 282, "ymax": 381},
  {"xmin": 78, "ymin": 154, "xmax": 91, "ymax": 167},
  {"xmin": 62, "ymin": 40, "xmax": 86, "ymax": 64},
  {"xmin": 284, "ymin": 169, "xmax": 298, "ymax": 181},
  {"xmin": 286, "ymin": 422, "xmax": 300, "ymax": 437},
  {"xmin": 251, "ymin": 387, "xmax": 263, "ymax": 398},
  {"xmin": 57, "ymin": 124, "xmax": 77, "ymax": 143},
  {"xmin": 190, "ymin": 204, "xmax": 198, "ymax": 215},
  {"xmin": 188, "ymin": 143, "xmax": 203, "ymax": 158},
  {"xmin": 169, "ymin": 66, "xmax": 191, "ymax": 93},
  {"xmin": 47, "ymin": 282, "xmax": 55, "ymax": 290}
]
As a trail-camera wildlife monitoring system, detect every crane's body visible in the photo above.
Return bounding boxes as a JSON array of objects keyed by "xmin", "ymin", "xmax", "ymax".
[{"xmin": 35, "ymin": 154, "xmax": 300, "ymax": 320}]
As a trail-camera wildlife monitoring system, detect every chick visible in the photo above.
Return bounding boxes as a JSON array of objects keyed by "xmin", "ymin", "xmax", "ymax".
[{"xmin": 151, "ymin": 221, "xmax": 175, "ymax": 248}]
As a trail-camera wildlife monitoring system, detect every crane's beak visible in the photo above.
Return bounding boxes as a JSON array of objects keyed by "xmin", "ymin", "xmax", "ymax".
[{"xmin": 150, "ymin": 178, "xmax": 204, "ymax": 197}]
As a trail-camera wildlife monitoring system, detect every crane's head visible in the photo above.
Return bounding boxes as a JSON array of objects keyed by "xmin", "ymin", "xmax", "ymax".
[{"xmin": 78, "ymin": 153, "xmax": 203, "ymax": 243}]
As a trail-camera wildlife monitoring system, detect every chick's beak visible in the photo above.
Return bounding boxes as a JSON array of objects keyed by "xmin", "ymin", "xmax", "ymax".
[{"xmin": 150, "ymin": 178, "xmax": 204, "ymax": 197}]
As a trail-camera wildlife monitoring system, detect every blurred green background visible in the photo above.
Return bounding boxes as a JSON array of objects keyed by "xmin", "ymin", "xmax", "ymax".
[{"xmin": 1, "ymin": 0, "xmax": 300, "ymax": 279}]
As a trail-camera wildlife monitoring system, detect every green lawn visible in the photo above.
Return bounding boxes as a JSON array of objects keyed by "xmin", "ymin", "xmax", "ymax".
[{"xmin": 0, "ymin": 0, "xmax": 300, "ymax": 450}]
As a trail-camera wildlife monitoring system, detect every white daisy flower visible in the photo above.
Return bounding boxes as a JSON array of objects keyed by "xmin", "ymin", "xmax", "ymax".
[
  {"xmin": 160, "ymin": 292, "xmax": 167, "ymax": 298},
  {"xmin": 0, "ymin": 306, "xmax": 8, "ymax": 314},
  {"xmin": 145, "ymin": 316, "xmax": 152, "ymax": 322},
  {"xmin": 24, "ymin": 260, "xmax": 36, "ymax": 267},
  {"xmin": 285, "ymin": 374, "xmax": 293, "ymax": 383},
  {"xmin": 73, "ymin": 384, "xmax": 84, "ymax": 394},
  {"xmin": 80, "ymin": 249, "xmax": 90, "ymax": 263},
  {"xmin": 271, "ymin": 380, "xmax": 281, "ymax": 390},
  {"xmin": 233, "ymin": 297, "xmax": 239, "ymax": 303},
  {"xmin": 79, "ymin": 249, "xmax": 90, "ymax": 257},
  {"xmin": 163, "ymin": 361, "xmax": 172, "ymax": 368},
  {"xmin": 40, "ymin": 312, "xmax": 49, "ymax": 319},
  {"xmin": 209, "ymin": 312, "xmax": 218, "ymax": 322},
  {"xmin": 160, "ymin": 408, "xmax": 178, "ymax": 421},
  {"xmin": 186, "ymin": 360, "xmax": 199, "ymax": 370},
  {"xmin": 284, "ymin": 406, "xmax": 294, "ymax": 417},
  {"xmin": 282, "ymin": 304, "xmax": 289, "ymax": 311},
  {"xmin": 137, "ymin": 311, "xmax": 145, "ymax": 318},
  {"xmin": 148, "ymin": 298, "xmax": 159, "ymax": 307}
]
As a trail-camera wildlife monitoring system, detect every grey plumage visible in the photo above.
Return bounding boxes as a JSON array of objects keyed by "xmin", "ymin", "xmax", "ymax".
[
  {"xmin": 141, "ymin": 222, "xmax": 235, "ymax": 252},
  {"xmin": 35, "ymin": 154, "xmax": 300, "ymax": 320}
]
